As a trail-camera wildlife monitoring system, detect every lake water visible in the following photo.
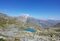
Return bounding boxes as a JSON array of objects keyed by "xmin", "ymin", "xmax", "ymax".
[{"xmin": 25, "ymin": 28, "xmax": 36, "ymax": 32}]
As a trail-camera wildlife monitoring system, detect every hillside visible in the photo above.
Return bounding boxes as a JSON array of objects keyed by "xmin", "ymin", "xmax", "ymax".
[
  {"xmin": 53, "ymin": 23, "xmax": 60, "ymax": 27},
  {"xmin": 0, "ymin": 13, "xmax": 60, "ymax": 41},
  {"xmin": 0, "ymin": 13, "xmax": 60, "ymax": 29}
]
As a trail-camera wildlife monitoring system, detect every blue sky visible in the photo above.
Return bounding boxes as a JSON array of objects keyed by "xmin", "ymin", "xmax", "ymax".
[{"xmin": 0, "ymin": 0, "xmax": 60, "ymax": 20}]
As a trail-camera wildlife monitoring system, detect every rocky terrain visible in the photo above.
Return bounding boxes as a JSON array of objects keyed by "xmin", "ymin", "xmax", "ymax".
[
  {"xmin": 0, "ymin": 13, "xmax": 60, "ymax": 41},
  {"xmin": 0, "ymin": 24, "xmax": 60, "ymax": 41}
]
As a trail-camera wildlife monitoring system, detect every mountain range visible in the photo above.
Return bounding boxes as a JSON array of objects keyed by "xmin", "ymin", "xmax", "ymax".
[
  {"xmin": 17, "ymin": 14, "xmax": 60, "ymax": 28},
  {"xmin": 0, "ymin": 13, "xmax": 60, "ymax": 28}
]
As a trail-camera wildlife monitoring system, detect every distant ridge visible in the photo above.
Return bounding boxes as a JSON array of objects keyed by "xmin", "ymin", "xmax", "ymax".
[
  {"xmin": 0, "ymin": 13, "xmax": 60, "ymax": 28},
  {"xmin": 17, "ymin": 14, "xmax": 60, "ymax": 28},
  {"xmin": 53, "ymin": 23, "xmax": 60, "ymax": 27}
]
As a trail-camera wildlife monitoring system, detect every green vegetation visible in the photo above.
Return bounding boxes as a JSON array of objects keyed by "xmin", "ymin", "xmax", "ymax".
[{"xmin": 0, "ymin": 38, "xmax": 6, "ymax": 41}]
